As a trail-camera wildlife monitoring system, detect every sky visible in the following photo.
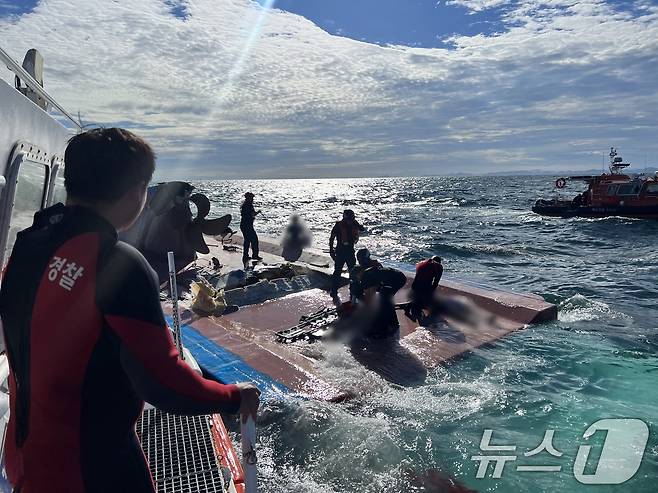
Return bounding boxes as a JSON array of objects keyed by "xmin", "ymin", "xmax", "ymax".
[{"xmin": 1, "ymin": 0, "xmax": 657, "ymax": 179}]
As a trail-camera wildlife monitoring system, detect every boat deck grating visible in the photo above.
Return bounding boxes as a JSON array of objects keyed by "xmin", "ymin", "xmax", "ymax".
[{"xmin": 137, "ymin": 409, "xmax": 228, "ymax": 493}]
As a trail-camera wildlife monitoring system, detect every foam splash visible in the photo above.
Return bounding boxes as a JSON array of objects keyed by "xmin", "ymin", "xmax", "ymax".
[{"xmin": 558, "ymin": 294, "xmax": 631, "ymax": 323}]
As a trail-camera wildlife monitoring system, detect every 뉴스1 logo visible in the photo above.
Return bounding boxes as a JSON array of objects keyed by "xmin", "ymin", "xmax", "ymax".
[{"xmin": 472, "ymin": 418, "xmax": 649, "ymax": 485}]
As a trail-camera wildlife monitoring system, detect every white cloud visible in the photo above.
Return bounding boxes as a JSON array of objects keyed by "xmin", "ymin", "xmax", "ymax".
[
  {"xmin": 444, "ymin": 0, "xmax": 511, "ymax": 14},
  {"xmin": 1, "ymin": 0, "xmax": 657, "ymax": 178}
]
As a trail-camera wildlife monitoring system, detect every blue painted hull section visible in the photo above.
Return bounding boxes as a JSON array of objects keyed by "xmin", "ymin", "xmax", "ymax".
[{"xmin": 166, "ymin": 316, "xmax": 290, "ymax": 398}]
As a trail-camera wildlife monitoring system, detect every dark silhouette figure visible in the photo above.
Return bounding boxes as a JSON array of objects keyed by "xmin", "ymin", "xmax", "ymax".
[
  {"xmin": 281, "ymin": 214, "xmax": 311, "ymax": 262},
  {"xmin": 240, "ymin": 192, "xmax": 261, "ymax": 262},
  {"xmin": 329, "ymin": 209, "xmax": 364, "ymax": 298},
  {"xmin": 351, "ymin": 248, "xmax": 407, "ymax": 338}
]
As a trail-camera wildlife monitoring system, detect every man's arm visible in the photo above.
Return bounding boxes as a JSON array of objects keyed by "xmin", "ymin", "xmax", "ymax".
[
  {"xmin": 329, "ymin": 224, "xmax": 337, "ymax": 259},
  {"xmin": 98, "ymin": 243, "xmax": 256, "ymax": 415},
  {"xmin": 114, "ymin": 320, "xmax": 241, "ymax": 415},
  {"xmin": 432, "ymin": 265, "xmax": 443, "ymax": 290}
]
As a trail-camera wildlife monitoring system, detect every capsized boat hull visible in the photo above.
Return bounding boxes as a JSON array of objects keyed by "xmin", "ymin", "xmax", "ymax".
[
  {"xmin": 174, "ymin": 282, "xmax": 555, "ymax": 397},
  {"xmin": 167, "ymin": 234, "xmax": 557, "ymax": 399},
  {"xmin": 532, "ymin": 200, "xmax": 658, "ymax": 219}
]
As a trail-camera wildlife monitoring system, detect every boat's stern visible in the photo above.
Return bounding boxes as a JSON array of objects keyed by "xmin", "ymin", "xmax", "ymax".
[{"xmin": 532, "ymin": 198, "xmax": 577, "ymax": 217}]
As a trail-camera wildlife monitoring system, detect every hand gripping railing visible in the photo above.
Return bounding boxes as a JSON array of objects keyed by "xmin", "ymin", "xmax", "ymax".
[{"xmin": 168, "ymin": 251, "xmax": 258, "ymax": 492}]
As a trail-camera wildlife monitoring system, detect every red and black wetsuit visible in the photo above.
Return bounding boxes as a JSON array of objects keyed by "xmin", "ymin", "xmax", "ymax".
[
  {"xmin": 0, "ymin": 204, "xmax": 241, "ymax": 493},
  {"xmin": 411, "ymin": 259, "xmax": 443, "ymax": 306}
]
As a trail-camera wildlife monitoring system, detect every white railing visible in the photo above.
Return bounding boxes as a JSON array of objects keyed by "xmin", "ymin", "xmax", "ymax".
[{"xmin": 0, "ymin": 46, "xmax": 81, "ymax": 130}]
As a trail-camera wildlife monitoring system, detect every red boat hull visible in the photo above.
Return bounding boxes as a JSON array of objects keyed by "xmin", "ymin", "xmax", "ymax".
[{"xmin": 533, "ymin": 200, "xmax": 658, "ymax": 219}]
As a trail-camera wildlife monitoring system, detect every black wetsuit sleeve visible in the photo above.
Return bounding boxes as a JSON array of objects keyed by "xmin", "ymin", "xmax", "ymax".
[
  {"xmin": 97, "ymin": 243, "xmax": 241, "ymax": 415},
  {"xmin": 433, "ymin": 265, "xmax": 443, "ymax": 289},
  {"xmin": 329, "ymin": 224, "xmax": 338, "ymax": 250}
]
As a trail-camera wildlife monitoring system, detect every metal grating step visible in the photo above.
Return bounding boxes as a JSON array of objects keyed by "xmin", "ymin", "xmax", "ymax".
[{"xmin": 137, "ymin": 409, "xmax": 229, "ymax": 493}]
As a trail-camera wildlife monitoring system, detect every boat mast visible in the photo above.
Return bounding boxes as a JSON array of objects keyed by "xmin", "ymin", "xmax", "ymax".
[
  {"xmin": 609, "ymin": 147, "xmax": 617, "ymax": 173},
  {"xmin": 608, "ymin": 147, "xmax": 630, "ymax": 175},
  {"xmin": 0, "ymin": 46, "xmax": 82, "ymax": 130}
]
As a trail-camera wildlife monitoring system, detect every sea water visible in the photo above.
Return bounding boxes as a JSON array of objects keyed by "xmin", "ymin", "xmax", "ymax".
[{"xmin": 195, "ymin": 176, "xmax": 658, "ymax": 493}]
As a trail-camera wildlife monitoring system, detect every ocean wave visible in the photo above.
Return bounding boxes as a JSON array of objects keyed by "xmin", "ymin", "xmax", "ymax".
[
  {"xmin": 430, "ymin": 242, "xmax": 525, "ymax": 258},
  {"xmin": 558, "ymin": 294, "xmax": 631, "ymax": 323}
]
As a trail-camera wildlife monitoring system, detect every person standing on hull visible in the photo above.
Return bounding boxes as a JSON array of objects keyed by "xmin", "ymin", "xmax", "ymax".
[
  {"xmin": 281, "ymin": 214, "xmax": 311, "ymax": 262},
  {"xmin": 0, "ymin": 128, "xmax": 260, "ymax": 493},
  {"xmin": 240, "ymin": 191, "xmax": 262, "ymax": 264},
  {"xmin": 407, "ymin": 255, "xmax": 443, "ymax": 321},
  {"xmin": 329, "ymin": 209, "xmax": 365, "ymax": 300}
]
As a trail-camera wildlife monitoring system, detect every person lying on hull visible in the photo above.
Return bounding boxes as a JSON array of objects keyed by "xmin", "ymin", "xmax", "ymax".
[
  {"xmin": 0, "ymin": 128, "xmax": 260, "ymax": 493},
  {"xmin": 329, "ymin": 209, "xmax": 365, "ymax": 300},
  {"xmin": 405, "ymin": 255, "xmax": 443, "ymax": 322},
  {"xmin": 404, "ymin": 256, "xmax": 498, "ymax": 330}
]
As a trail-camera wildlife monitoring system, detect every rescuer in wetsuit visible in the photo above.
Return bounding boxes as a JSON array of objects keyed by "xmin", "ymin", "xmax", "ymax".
[
  {"xmin": 0, "ymin": 128, "xmax": 260, "ymax": 493},
  {"xmin": 350, "ymin": 248, "xmax": 383, "ymax": 302},
  {"xmin": 329, "ymin": 209, "xmax": 365, "ymax": 299},
  {"xmin": 407, "ymin": 255, "xmax": 444, "ymax": 321},
  {"xmin": 351, "ymin": 248, "xmax": 407, "ymax": 338},
  {"xmin": 240, "ymin": 191, "xmax": 262, "ymax": 263}
]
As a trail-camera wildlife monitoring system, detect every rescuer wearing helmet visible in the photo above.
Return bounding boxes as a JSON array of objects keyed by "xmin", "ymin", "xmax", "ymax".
[{"xmin": 329, "ymin": 209, "xmax": 365, "ymax": 299}]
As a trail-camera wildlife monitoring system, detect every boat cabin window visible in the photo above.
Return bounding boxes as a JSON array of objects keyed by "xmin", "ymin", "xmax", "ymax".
[
  {"xmin": 616, "ymin": 183, "xmax": 642, "ymax": 196},
  {"xmin": 4, "ymin": 160, "xmax": 48, "ymax": 263},
  {"xmin": 644, "ymin": 183, "xmax": 658, "ymax": 196},
  {"xmin": 606, "ymin": 185, "xmax": 618, "ymax": 196},
  {"xmin": 49, "ymin": 169, "xmax": 67, "ymax": 205}
]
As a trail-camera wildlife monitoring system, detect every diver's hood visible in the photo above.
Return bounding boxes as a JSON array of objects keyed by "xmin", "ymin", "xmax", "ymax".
[{"xmin": 120, "ymin": 181, "xmax": 231, "ymax": 278}]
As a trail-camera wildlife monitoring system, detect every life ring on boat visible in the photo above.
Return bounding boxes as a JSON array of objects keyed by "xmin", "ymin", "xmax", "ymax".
[{"xmin": 555, "ymin": 177, "xmax": 567, "ymax": 189}]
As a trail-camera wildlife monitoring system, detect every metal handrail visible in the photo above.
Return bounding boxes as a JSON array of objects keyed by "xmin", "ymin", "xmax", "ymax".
[{"xmin": 0, "ymin": 46, "xmax": 81, "ymax": 130}]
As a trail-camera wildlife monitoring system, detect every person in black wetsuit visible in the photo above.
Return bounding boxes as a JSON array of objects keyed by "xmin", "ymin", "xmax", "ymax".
[
  {"xmin": 240, "ymin": 192, "xmax": 261, "ymax": 263},
  {"xmin": 329, "ymin": 209, "xmax": 365, "ymax": 299},
  {"xmin": 350, "ymin": 247, "xmax": 383, "ymax": 302},
  {"xmin": 351, "ymin": 248, "xmax": 407, "ymax": 338},
  {"xmin": 0, "ymin": 128, "xmax": 260, "ymax": 493}
]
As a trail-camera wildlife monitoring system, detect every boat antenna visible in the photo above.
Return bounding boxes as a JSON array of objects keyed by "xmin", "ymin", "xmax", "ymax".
[
  {"xmin": 0, "ymin": 46, "xmax": 82, "ymax": 130},
  {"xmin": 167, "ymin": 251, "xmax": 185, "ymax": 360}
]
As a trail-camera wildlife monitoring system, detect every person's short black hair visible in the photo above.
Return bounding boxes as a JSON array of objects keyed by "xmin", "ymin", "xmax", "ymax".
[{"xmin": 64, "ymin": 127, "xmax": 155, "ymax": 202}]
